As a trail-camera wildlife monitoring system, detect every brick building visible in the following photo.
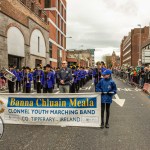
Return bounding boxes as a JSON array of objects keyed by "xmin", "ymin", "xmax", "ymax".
[
  {"xmin": 120, "ymin": 27, "xmax": 149, "ymax": 67},
  {"xmin": 111, "ymin": 51, "xmax": 120, "ymax": 67},
  {"xmin": 44, "ymin": 0, "xmax": 67, "ymax": 68},
  {"xmin": 66, "ymin": 50, "xmax": 94, "ymax": 68},
  {"xmin": 0, "ymin": 0, "xmax": 66, "ymax": 69}
]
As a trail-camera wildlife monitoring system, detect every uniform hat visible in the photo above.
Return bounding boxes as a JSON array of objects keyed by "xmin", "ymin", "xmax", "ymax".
[
  {"xmin": 9, "ymin": 64, "xmax": 14, "ymax": 68},
  {"xmin": 102, "ymin": 69, "xmax": 112, "ymax": 75},
  {"xmin": 26, "ymin": 66, "xmax": 31, "ymax": 70},
  {"xmin": 46, "ymin": 64, "xmax": 51, "ymax": 68},
  {"xmin": 36, "ymin": 64, "xmax": 42, "ymax": 68},
  {"xmin": 22, "ymin": 66, "xmax": 26, "ymax": 70}
]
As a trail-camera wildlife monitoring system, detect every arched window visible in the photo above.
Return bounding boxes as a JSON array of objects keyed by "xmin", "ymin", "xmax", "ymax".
[
  {"xmin": 7, "ymin": 27, "xmax": 25, "ymax": 57},
  {"xmin": 30, "ymin": 29, "xmax": 46, "ymax": 58}
]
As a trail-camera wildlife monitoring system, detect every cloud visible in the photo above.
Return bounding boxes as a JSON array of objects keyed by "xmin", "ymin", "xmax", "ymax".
[
  {"xmin": 102, "ymin": 0, "xmax": 138, "ymax": 16},
  {"xmin": 67, "ymin": 0, "xmax": 150, "ymax": 59}
]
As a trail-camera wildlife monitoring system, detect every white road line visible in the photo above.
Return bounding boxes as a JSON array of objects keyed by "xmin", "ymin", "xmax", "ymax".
[{"xmin": 113, "ymin": 94, "xmax": 125, "ymax": 107}]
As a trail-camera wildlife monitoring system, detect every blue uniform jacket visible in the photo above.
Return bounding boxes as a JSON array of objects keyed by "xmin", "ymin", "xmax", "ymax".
[
  {"xmin": 33, "ymin": 70, "xmax": 44, "ymax": 82},
  {"xmin": 11, "ymin": 70, "xmax": 17, "ymax": 76},
  {"xmin": 101, "ymin": 67, "xmax": 107, "ymax": 73},
  {"xmin": 76, "ymin": 70, "xmax": 81, "ymax": 81},
  {"xmin": 26, "ymin": 73, "xmax": 33, "ymax": 88},
  {"xmin": 73, "ymin": 70, "xmax": 78, "ymax": 83},
  {"xmin": 93, "ymin": 68, "xmax": 101, "ymax": 83},
  {"xmin": 16, "ymin": 72, "xmax": 22, "ymax": 81},
  {"xmin": 96, "ymin": 78, "xmax": 117, "ymax": 104},
  {"xmin": 42, "ymin": 71, "xmax": 54, "ymax": 88}
]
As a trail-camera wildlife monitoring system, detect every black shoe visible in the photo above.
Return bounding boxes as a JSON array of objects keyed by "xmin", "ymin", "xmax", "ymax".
[
  {"xmin": 100, "ymin": 123, "xmax": 104, "ymax": 129},
  {"xmin": 105, "ymin": 123, "xmax": 109, "ymax": 128}
]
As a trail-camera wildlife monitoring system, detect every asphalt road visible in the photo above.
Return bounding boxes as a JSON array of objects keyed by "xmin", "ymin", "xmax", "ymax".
[{"xmin": 0, "ymin": 77, "xmax": 150, "ymax": 150}]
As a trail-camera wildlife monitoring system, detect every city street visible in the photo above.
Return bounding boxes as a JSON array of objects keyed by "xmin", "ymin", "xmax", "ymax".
[{"xmin": 0, "ymin": 77, "xmax": 150, "ymax": 150}]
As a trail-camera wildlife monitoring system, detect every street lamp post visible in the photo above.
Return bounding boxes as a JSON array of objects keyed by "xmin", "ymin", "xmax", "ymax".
[{"xmin": 138, "ymin": 24, "xmax": 141, "ymax": 66}]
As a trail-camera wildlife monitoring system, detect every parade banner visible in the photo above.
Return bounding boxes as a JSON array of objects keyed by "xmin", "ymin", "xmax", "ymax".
[{"xmin": 0, "ymin": 93, "xmax": 101, "ymax": 127}]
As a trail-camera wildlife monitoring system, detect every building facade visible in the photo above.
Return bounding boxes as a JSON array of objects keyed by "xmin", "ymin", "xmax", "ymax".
[
  {"xmin": 120, "ymin": 27, "xmax": 149, "ymax": 66},
  {"xmin": 43, "ymin": 0, "xmax": 67, "ymax": 68},
  {"xmin": 141, "ymin": 39, "xmax": 150, "ymax": 65},
  {"xmin": 66, "ymin": 50, "xmax": 95, "ymax": 68},
  {"xmin": 0, "ymin": 0, "xmax": 66, "ymax": 69},
  {"xmin": 0, "ymin": 0, "xmax": 49, "ymax": 69},
  {"xmin": 111, "ymin": 51, "xmax": 120, "ymax": 67}
]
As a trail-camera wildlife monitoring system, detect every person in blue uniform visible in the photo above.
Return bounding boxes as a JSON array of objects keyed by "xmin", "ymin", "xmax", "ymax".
[
  {"xmin": 80, "ymin": 67, "xmax": 85, "ymax": 87},
  {"xmin": 33, "ymin": 68, "xmax": 37, "ymax": 90},
  {"xmin": 101, "ymin": 61, "xmax": 107, "ymax": 73},
  {"xmin": 16, "ymin": 68, "xmax": 22, "ymax": 92},
  {"xmin": 93, "ymin": 61, "xmax": 102, "ymax": 91},
  {"xmin": 73, "ymin": 66, "xmax": 80, "ymax": 92},
  {"xmin": 96, "ymin": 69, "xmax": 117, "ymax": 128},
  {"xmin": 42, "ymin": 64, "xmax": 54, "ymax": 93},
  {"xmin": 88, "ymin": 68, "xmax": 93, "ymax": 80},
  {"xmin": 24, "ymin": 67, "xmax": 32, "ymax": 93},
  {"xmin": 55, "ymin": 67, "xmax": 60, "ymax": 89},
  {"xmin": 8, "ymin": 65, "xmax": 17, "ymax": 93},
  {"xmin": 33, "ymin": 64, "xmax": 44, "ymax": 93}
]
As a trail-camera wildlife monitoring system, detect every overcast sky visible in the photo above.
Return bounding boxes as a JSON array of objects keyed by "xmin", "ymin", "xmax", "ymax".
[{"xmin": 66, "ymin": 0, "xmax": 150, "ymax": 62}]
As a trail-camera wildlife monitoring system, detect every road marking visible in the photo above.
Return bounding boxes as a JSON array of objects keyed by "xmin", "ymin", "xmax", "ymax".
[
  {"xmin": 113, "ymin": 94, "xmax": 125, "ymax": 107},
  {"xmin": 117, "ymin": 88, "xmax": 141, "ymax": 92}
]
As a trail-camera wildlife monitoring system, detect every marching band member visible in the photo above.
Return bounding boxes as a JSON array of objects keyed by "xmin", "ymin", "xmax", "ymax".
[
  {"xmin": 74, "ymin": 66, "xmax": 80, "ymax": 92},
  {"xmin": 93, "ymin": 61, "xmax": 102, "ymax": 91},
  {"xmin": 80, "ymin": 67, "xmax": 85, "ymax": 87},
  {"xmin": 33, "ymin": 64, "xmax": 44, "ymax": 93},
  {"xmin": 23, "ymin": 67, "xmax": 32, "ymax": 93},
  {"xmin": 8, "ymin": 65, "xmax": 17, "ymax": 93},
  {"xmin": 88, "ymin": 68, "xmax": 93, "ymax": 80},
  {"xmin": 42, "ymin": 64, "xmax": 54, "ymax": 93},
  {"xmin": 33, "ymin": 68, "xmax": 37, "ymax": 90},
  {"xmin": 16, "ymin": 68, "xmax": 22, "ymax": 92},
  {"xmin": 55, "ymin": 67, "xmax": 60, "ymax": 89},
  {"xmin": 101, "ymin": 61, "xmax": 107, "ymax": 73},
  {"xmin": 70, "ymin": 66, "xmax": 76, "ymax": 93}
]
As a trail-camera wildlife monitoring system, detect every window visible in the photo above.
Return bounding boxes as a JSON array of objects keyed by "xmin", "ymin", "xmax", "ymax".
[
  {"xmin": 38, "ymin": 37, "xmax": 40, "ymax": 52},
  {"xmin": 49, "ymin": 42, "xmax": 52, "ymax": 58},
  {"xmin": 38, "ymin": 9, "xmax": 42, "ymax": 17},
  {"xmin": 35, "ymin": 59, "xmax": 42, "ymax": 68},
  {"xmin": 44, "ymin": 15, "xmax": 47, "ymax": 23},
  {"xmin": 31, "ymin": 2, "xmax": 34, "ymax": 11},
  {"xmin": 45, "ymin": 0, "xmax": 51, "ymax": 8}
]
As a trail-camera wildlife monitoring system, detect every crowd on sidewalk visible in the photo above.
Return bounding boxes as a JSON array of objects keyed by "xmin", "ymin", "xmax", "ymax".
[{"xmin": 112, "ymin": 65, "xmax": 150, "ymax": 88}]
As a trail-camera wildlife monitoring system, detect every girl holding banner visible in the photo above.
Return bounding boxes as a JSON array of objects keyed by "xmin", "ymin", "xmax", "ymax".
[{"xmin": 96, "ymin": 69, "xmax": 117, "ymax": 129}]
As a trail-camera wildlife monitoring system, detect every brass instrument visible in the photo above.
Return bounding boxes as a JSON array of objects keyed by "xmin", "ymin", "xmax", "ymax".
[{"xmin": 1, "ymin": 68, "xmax": 17, "ymax": 82}]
